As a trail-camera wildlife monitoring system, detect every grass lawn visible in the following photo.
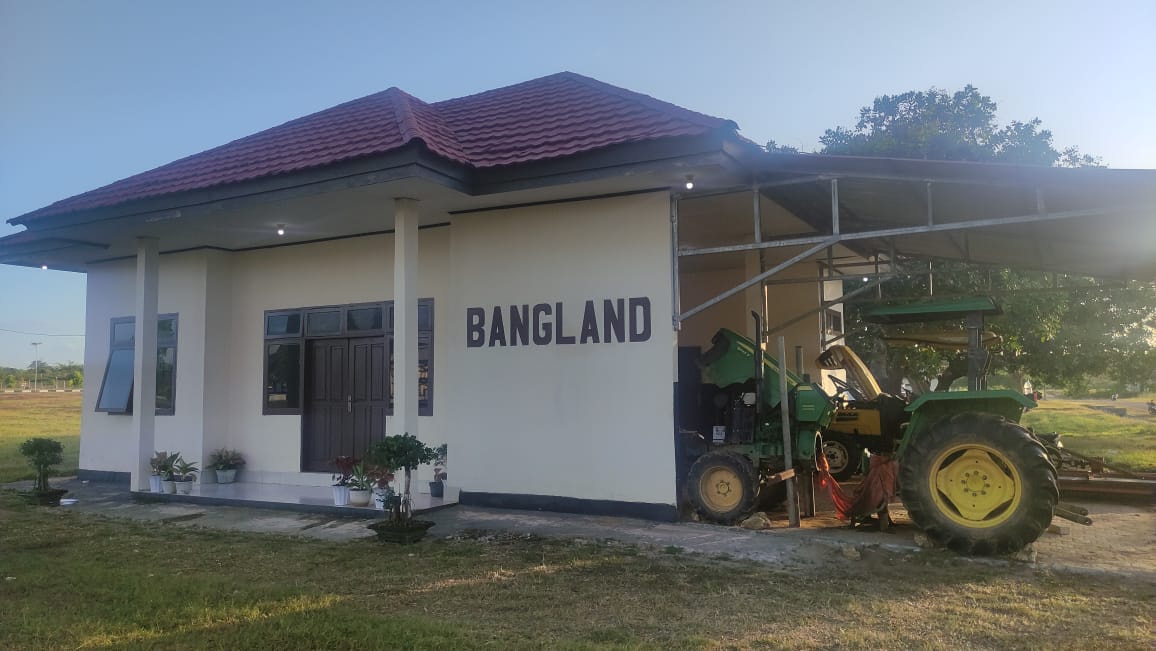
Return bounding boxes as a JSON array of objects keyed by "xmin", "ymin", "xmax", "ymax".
[
  {"xmin": 0, "ymin": 393, "xmax": 81, "ymax": 483},
  {"xmin": 1, "ymin": 494, "xmax": 1153, "ymax": 650},
  {"xmin": 1023, "ymin": 399, "xmax": 1156, "ymax": 472}
]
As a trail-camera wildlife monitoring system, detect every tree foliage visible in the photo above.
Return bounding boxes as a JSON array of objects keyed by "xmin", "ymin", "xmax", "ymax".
[
  {"xmin": 813, "ymin": 85, "xmax": 1152, "ymax": 395},
  {"xmin": 817, "ymin": 85, "xmax": 1101, "ymax": 167}
]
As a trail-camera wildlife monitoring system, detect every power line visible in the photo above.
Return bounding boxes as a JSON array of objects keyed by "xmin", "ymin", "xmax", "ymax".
[{"xmin": 0, "ymin": 327, "xmax": 85, "ymax": 337}]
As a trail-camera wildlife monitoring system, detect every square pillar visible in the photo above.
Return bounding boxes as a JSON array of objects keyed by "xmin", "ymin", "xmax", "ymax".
[
  {"xmin": 393, "ymin": 198, "xmax": 419, "ymax": 438},
  {"xmin": 131, "ymin": 237, "xmax": 159, "ymax": 491}
]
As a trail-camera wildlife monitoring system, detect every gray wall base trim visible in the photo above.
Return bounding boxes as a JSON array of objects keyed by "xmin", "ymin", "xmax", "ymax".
[
  {"xmin": 130, "ymin": 491, "xmax": 457, "ymax": 519},
  {"xmin": 459, "ymin": 491, "xmax": 678, "ymax": 522},
  {"xmin": 77, "ymin": 469, "xmax": 131, "ymax": 487}
]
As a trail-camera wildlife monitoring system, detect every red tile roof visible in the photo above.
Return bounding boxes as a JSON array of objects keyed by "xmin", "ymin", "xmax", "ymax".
[{"xmin": 13, "ymin": 72, "xmax": 735, "ymax": 224}]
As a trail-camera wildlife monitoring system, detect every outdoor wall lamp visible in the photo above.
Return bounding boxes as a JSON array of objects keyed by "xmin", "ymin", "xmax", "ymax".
[
  {"xmin": 684, "ymin": 175, "xmax": 695, "ymax": 191},
  {"xmin": 276, "ymin": 224, "xmax": 286, "ymax": 236}
]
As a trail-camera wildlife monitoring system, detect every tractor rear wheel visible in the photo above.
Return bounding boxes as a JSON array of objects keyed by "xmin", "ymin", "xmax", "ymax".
[
  {"xmin": 822, "ymin": 434, "xmax": 862, "ymax": 482},
  {"xmin": 899, "ymin": 412, "xmax": 1058, "ymax": 556},
  {"xmin": 686, "ymin": 451, "xmax": 759, "ymax": 525}
]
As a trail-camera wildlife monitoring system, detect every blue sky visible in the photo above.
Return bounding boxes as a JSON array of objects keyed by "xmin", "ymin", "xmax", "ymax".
[{"xmin": 1, "ymin": 0, "xmax": 1154, "ymax": 367}]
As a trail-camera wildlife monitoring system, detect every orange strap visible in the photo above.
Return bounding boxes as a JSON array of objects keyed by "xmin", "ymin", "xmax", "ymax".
[{"xmin": 816, "ymin": 452, "xmax": 899, "ymax": 520}]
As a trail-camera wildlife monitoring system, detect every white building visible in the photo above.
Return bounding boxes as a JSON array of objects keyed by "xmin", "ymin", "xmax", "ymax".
[{"xmin": 4, "ymin": 73, "xmax": 1151, "ymax": 519}]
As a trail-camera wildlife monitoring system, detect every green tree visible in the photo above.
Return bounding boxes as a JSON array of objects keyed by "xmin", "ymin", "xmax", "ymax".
[{"xmin": 813, "ymin": 85, "xmax": 1150, "ymax": 393}]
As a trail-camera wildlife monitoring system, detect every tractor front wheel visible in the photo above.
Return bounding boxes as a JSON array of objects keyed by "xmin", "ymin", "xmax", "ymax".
[
  {"xmin": 899, "ymin": 413, "xmax": 1058, "ymax": 555},
  {"xmin": 822, "ymin": 434, "xmax": 862, "ymax": 482},
  {"xmin": 686, "ymin": 451, "xmax": 759, "ymax": 525}
]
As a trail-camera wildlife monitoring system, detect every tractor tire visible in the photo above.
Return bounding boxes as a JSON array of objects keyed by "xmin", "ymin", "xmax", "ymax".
[
  {"xmin": 686, "ymin": 451, "xmax": 759, "ymax": 525},
  {"xmin": 899, "ymin": 412, "xmax": 1058, "ymax": 556},
  {"xmin": 822, "ymin": 434, "xmax": 862, "ymax": 482}
]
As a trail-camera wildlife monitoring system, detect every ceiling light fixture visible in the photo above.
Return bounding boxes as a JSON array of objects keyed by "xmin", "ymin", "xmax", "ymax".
[
  {"xmin": 684, "ymin": 175, "xmax": 695, "ymax": 191},
  {"xmin": 276, "ymin": 224, "xmax": 286, "ymax": 236},
  {"xmin": 41, "ymin": 264, "xmax": 48, "ymax": 270}
]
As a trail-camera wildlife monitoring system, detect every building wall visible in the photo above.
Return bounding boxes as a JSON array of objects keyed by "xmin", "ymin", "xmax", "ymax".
[
  {"xmin": 446, "ymin": 192, "xmax": 677, "ymax": 506},
  {"xmin": 79, "ymin": 192, "xmax": 677, "ymax": 508},
  {"xmin": 81, "ymin": 251, "xmax": 212, "ymax": 473}
]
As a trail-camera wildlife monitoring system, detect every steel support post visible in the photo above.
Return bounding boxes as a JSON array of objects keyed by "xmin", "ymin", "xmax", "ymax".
[{"xmin": 778, "ymin": 336, "xmax": 799, "ymax": 527}]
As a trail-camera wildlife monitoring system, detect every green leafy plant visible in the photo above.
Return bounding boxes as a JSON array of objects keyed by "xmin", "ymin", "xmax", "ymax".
[
  {"xmin": 19, "ymin": 438, "xmax": 63, "ymax": 493},
  {"xmin": 172, "ymin": 457, "xmax": 199, "ymax": 482},
  {"xmin": 348, "ymin": 463, "xmax": 372, "ymax": 491},
  {"xmin": 150, "ymin": 451, "xmax": 179, "ymax": 479},
  {"xmin": 208, "ymin": 448, "xmax": 245, "ymax": 471}
]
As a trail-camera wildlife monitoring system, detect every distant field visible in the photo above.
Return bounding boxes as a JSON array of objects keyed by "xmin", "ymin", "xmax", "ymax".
[
  {"xmin": 0, "ymin": 393, "xmax": 81, "ymax": 483},
  {"xmin": 1022, "ymin": 399, "xmax": 1156, "ymax": 472}
]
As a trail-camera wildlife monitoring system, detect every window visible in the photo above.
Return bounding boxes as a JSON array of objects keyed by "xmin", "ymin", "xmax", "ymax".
[
  {"xmin": 264, "ymin": 341, "xmax": 302, "ymax": 412},
  {"xmin": 824, "ymin": 308, "xmax": 844, "ymax": 335},
  {"xmin": 95, "ymin": 315, "xmax": 178, "ymax": 415},
  {"xmin": 263, "ymin": 300, "xmax": 434, "ymax": 415}
]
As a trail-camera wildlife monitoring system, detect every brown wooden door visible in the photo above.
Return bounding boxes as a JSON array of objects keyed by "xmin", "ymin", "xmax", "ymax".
[
  {"xmin": 302, "ymin": 337, "xmax": 387, "ymax": 472},
  {"xmin": 349, "ymin": 337, "xmax": 388, "ymax": 457}
]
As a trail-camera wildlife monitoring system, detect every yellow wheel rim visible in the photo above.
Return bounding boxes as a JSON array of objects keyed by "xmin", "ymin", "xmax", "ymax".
[
  {"xmin": 930, "ymin": 443, "xmax": 1022, "ymax": 529},
  {"xmin": 699, "ymin": 466, "xmax": 743, "ymax": 512}
]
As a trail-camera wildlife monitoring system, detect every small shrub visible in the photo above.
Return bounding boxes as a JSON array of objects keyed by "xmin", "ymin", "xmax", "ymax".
[{"xmin": 19, "ymin": 438, "xmax": 63, "ymax": 492}]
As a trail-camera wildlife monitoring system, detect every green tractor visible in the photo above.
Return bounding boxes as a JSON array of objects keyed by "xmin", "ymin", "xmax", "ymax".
[{"xmin": 686, "ymin": 297, "xmax": 1061, "ymax": 555}]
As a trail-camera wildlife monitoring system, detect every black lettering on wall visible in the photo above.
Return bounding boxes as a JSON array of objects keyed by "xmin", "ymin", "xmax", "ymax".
[
  {"xmin": 603, "ymin": 298, "xmax": 625, "ymax": 343},
  {"xmin": 579, "ymin": 300, "xmax": 600, "ymax": 344},
  {"xmin": 509, "ymin": 304, "xmax": 530, "ymax": 346},
  {"xmin": 532, "ymin": 303, "xmax": 552, "ymax": 345},
  {"xmin": 466, "ymin": 307, "xmax": 486, "ymax": 348},
  {"xmin": 629, "ymin": 297, "xmax": 651, "ymax": 342},
  {"xmin": 555, "ymin": 302, "xmax": 576, "ymax": 344},
  {"xmin": 488, "ymin": 306, "xmax": 507, "ymax": 347}
]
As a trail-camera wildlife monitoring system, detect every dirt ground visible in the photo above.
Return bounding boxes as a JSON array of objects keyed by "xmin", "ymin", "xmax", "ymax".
[{"xmin": 761, "ymin": 480, "xmax": 1156, "ymax": 577}]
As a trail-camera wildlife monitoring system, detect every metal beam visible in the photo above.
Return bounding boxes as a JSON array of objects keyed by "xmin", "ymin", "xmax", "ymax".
[
  {"xmin": 678, "ymin": 238, "xmax": 838, "ymax": 322},
  {"xmin": 765, "ymin": 281, "xmax": 882, "ymax": 337},
  {"xmin": 677, "ymin": 204, "xmax": 1142, "ymax": 257}
]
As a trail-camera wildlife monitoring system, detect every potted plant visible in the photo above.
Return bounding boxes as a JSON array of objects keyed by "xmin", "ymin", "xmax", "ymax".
[
  {"xmin": 347, "ymin": 463, "xmax": 373, "ymax": 507},
  {"xmin": 149, "ymin": 451, "xmax": 177, "ymax": 493},
  {"xmin": 19, "ymin": 437, "xmax": 68, "ymax": 506},
  {"xmin": 159, "ymin": 453, "xmax": 178, "ymax": 494},
  {"xmin": 172, "ymin": 457, "xmax": 199, "ymax": 495},
  {"xmin": 365, "ymin": 433, "xmax": 437, "ymax": 543},
  {"xmin": 369, "ymin": 465, "xmax": 396, "ymax": 510},
  {"xmin": 331, "ymin": 455, "xmax": 357, "ymax": 506},
  {"xmin": 208, "ymin": 448, "xmax": 245, "ymax": 483},
  {"xmin": 429, "ymin": 443, "xmax": 447, "ymax": 498}
]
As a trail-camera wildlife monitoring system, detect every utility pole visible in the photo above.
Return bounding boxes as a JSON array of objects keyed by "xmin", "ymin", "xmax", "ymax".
[{"xmin": 31, "ymin": 342, "xmax": 42, "ymax": 392}]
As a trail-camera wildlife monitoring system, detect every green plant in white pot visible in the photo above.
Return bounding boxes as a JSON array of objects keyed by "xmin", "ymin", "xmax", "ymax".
[
  {"xmin": 149, "ymin": 451, "xmax": 178, "ymax": 493},
  {"xmin": 208, "ymin": 448, "xmax": 245, "ymax": 483},
  {"xmin": 172, "ymin": 457, "xmax": 198, "ymax": 495},
  {"xmin": 347, "ymin": 463, "xmax": 373, "ymax": 507}
]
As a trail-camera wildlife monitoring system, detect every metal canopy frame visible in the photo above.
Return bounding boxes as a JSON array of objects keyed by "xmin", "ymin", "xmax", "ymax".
[{"xmin": 672, "ymin": 170, "xmax": 1152, "ymax": 339}]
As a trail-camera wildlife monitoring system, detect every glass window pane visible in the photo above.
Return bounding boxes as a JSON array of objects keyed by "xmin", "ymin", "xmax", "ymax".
[
  {"xmin": 156, "ymin": 347, "xmax": 176, "ymax": 412},
  {"xmin": 347, "ymin": 307, "xmax": 383, "ymax": 332},
  {"xmin": 418, "ymin": 301, "xmax": 434, "ymax": 331},
  {"xmin": 111, "ymin": 320, "xmax": 135, "ymax": 346},
  {"xmin": 306, "ymin": 311, "xmax": 341, "ymax": 336},
  {"xmin": 266, "ymin": 313, "xmax": 301, "ymax": 337},
  {"xmin": 97, "ymin": 348, "xmax": 135, "ymax": 412},
  {"xmin": 157, "ymin": 318, "xmax": 177, "ymax": 342},
  {"xmin": 266, "ymin": 342, "xmax": 301, "ymax": 410}
]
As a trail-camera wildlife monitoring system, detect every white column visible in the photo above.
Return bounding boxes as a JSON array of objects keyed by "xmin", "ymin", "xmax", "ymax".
[
  {"xmin": 131, "ymin": 237, "xmax": 159, "ymax": 491},
  {"xmin": 393, "ymin": 198, "xmax": 419, "ymax": 438}
]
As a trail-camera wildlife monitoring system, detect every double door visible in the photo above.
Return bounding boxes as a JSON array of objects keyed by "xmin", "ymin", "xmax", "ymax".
[{"xmin": 302, "ymin": 337, "xmax": 389, "ymax": 472}]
